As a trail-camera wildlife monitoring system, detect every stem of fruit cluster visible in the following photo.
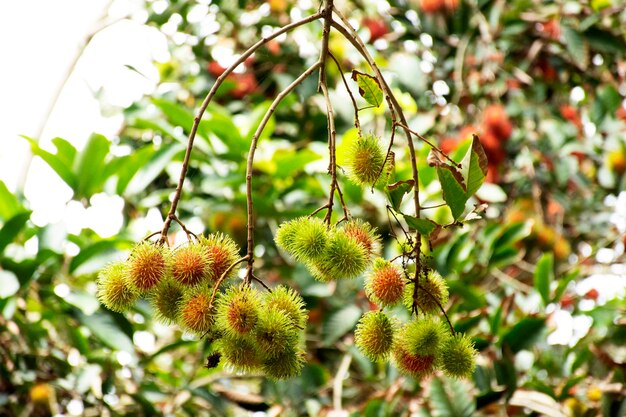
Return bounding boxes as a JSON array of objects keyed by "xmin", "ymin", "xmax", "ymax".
[
  {"xmin": 209, "ymin": 256, "xmax": 250, "ymax": 308},
  {"xmin": 317, "ymin": 0, "xmax": 334, "ymax": 90},
  {"xmin": 415, "ymin": 282, "xmax": 456, "ymax": 336},
  {"xmin": 245, "ymin": 61, "xmax": 323, "ymax": 278},
  {"xmin": 159, "ymin": 11, "xmax": 323, "ymax": 244},
  {"xmin": 329, "ymin": 52, "xmax": 361, "ymax": 131},
  {"xmin": 320, "ymin": 77, "xmax": 338, "ymax": 225},
  {"xmin": 395, "ymin": 122, "xmax": 460, "ymax": 168}
]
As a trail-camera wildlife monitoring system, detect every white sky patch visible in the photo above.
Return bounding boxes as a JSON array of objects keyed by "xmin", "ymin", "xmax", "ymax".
[
  {"xmin": 86, "ymin": 193, "xmax": 125, "ymax": 238},
  {"xmin": 547, "ymin": 309, "xmax": 593, "ymax": 347}
]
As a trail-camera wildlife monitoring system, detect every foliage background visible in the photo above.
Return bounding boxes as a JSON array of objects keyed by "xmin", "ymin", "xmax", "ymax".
[{"xmin": 1, "ymin": 0, "xmax": 626, "ymax": 416}]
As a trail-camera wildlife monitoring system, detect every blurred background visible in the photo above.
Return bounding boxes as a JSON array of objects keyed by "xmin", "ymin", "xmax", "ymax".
[{"xmin": 1, "ymin": 0, "xmax": 625, "ymax": 416}]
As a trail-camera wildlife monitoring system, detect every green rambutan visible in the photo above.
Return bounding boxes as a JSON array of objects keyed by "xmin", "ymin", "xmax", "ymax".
[
  {"xmin": 171, "ymin": 242, "xmax": 212, "ymax": 287},
  {"xmin": 150, "ymin": 278, "xmax": 185, "ymax": 324},
  {"xmin": 200, "ymin": 233, "xmax": 240, "ymax": 283},
  {"xmin": 253, "ymin": 307, "xmax": 299, "ymax": 359},
  {"xmin": 97, "ymin": 262, "xmax": 138, "ymax": 313},
  {"xmin": 341, "ymin": 219, "xmax": 380, "ymax": 258},
  {"xmin": 400, "ymin": 316, "xmax": 447, "ymax": 357},
  {"xmin": 354, "ymin": 311, "xmax": 396, "ymax": 361},
  {"xmin": 178, "ymin": 286, "xmax": 215, "ymax": 335},
  {"xmin": 347, "ymin": 134, "xmax": 385, "ymax": 186},
  {"xmin": 218, "ymin": 334, "xmax": 264, "ymax": 372},
  {"xmin": 439, "ymin": 333, "xmax": 477, "ymax": 379},
  {"xmin": 262, "ymin": 346, "xmax": 306, "ymax": 380},
  {"xmin": 126, "ymin": 241, "xmax": 169, "ymax": 293},
  {"xmin": 263, "ymin": 285, "xmax": 307, "ymax": 328},
  {"xmin": 274, "ymin": 218, "xmax": 302, "ymax": 255},
  {"xmin": 289, "ymin": 217, "xmax": 329, "ymax": 262},
  {"xmin": 365, "ymin": 258, "xmax": 405, "ymax": 307},
  {"xmin": 314, "ymin": 230, "xmax": 368, "ymax": 279},
  {"xmin": 215, "ymin": 285, "xmax": 260, "ymax": 335},
  {"xmin": 404, "ymin": 269, "xmax": 449, "ymax": 314}
]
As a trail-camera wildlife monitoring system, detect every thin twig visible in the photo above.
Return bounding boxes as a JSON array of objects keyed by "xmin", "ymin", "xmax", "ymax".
[
  {"xmin": 170, "ymin": 214, "xmax": 198, "ymax": 241},
  {"xmin": 395, "ymin": 121, "xmax": 460, "ymax": 167},
  {"xmin": 416, "ymin": 282, "xmax": 456, "ymax": 335},
  {"xmin": 317, "ymin": 0, "xmax": 334, "ymax": 90},
  {"xmin": 143, "ymin": 231, "xmax": 162, "ymax": 241},
  {"xmin": 320, "ymin": 75, "xmax": 338, "ymax": 225},
  {"xmin": 328, "ymin": 52, "xmax": 361, "ymax": 131},
  {"xmin": 208, "ymin": 256, "xmax": 250, "ymax": 308},
  {"xmin": 251, "ymin": 274, "xmax": 272, "ymax": 292},
  {"xmin": 159, "ymin": 11, "xmax": 324, "ymax": 244}
]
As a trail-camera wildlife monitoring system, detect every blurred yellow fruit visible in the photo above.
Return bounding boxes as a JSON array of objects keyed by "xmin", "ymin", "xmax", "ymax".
[
  {"xmin": 587, "ymin": 386, "xmax": 603, "ymax": 401},
  {"xmin": 30, "ymin": 382, "xmax": 52, "ymax": 404}
]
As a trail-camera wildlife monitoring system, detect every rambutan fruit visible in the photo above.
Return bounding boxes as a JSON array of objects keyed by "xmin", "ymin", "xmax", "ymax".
[
  {"xmin": 347, "ymin": 134, "xmax": 386, "ymax": 186},
  {"xmin": 150, "ymin": 278, "xmax": 185, "ymax": 324},
  {"xmin": 275, "ymin": 217, "xmax": 302, "ymax": 255},
  {"xmin": 126, "ymin": 242, "xmax": 169, "ymax": 293},
  {"xmin": 178, "ymin": 286, "xmax": 215, "ymax": 335},
  {"xmin": 289, "ymin": 217, "xmax": 329, "ymax": 262},
  {"xmin": 354, "ymin": 311, "xmax": 396, "ymax": 361},
  {"xmin": 171, "ymin": 242, "xmax": 212, "ymax": 287},
  {"xmin": 200, "ymin": 233, "xmax": 240, "ymax": 283},
  {"xmin": 404, "ymin": 270, "xmax": 449, "ymax": 314},
  {"xmin": 314, "ymin": 230, "xmax": 368, "ymax": 280},
  {"xmin": 215, "ymin": 285, "xmax": 261, "ymax": 335},
  {"xmin": 365, "ymin": 258, "xmax": 405, "ymax": 307},
  {"xmin": 341, "ymin": 219, "xmax": 380, "ymax": 258},
  {"xmin": 253, "ymin": 307, "xmax": 299, "ymax": 359},
  {"xmin": 263, "ymin": 285, "xmax": 307, "ymax": 328},
  {"xmin": 400, "ymin": 316, "xmax": 447, "ymax": 357},
  {"xmin": 218, "ymin": 334, "xmax": 264, "ymax": 372},
  {"xmin": 97, "ymin": 262, "xmax": 138, "ymax": 313},
  {"xmin": 439, "ymin": 333, "xmax": 477, "ymax": 379},
  {"xmin": 392, "ymin": 344, "xmax": 437, "ymax": 378},
  {"xmin": 262, "ymin": 346, "xmax": 306, "ymax": 380}
]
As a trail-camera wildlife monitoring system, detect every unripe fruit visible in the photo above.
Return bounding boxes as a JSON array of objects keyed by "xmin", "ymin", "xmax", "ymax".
[
  {"xmin": 97, "ymin": 262, "xmax": 138, "ymax": 313},
  {"xmin": 127, "ymin": 242, "xmax": 169, "ymax": 292},
  {"xmin": 151, "ymin": 278, "xmax": 184, "ymax": 324},
  {"xmin": 404, "ymin": 270, "xmax": 449, "ymax": 314},
  {"xmin": 218, "ymin": 334, "xmax": 264, "ymax": 372},
  {"xmin": 401, "ymin": 317, "xmax": 447, "ymax": 357},
  {"xmin": 365, "ymin": 258, "xmax": 405, "ymax": 307},
  {"xmin": 289, "ymin": 217, "xmax": 329, "ymax": 262},
  {"xmin": 275, "ymin": 217, "xmax": 301, "ymax": 255},
  {"xmin": 179, "ymin": 287, "xmax": 215, "ymax": 335},
  {"xmin": 171, "ymin": 242, "xmax": 212, "ymax": 287},
  {"xmin": 200, "ymin": 233, "xmax": 240, "ymax": 282},
  {"xmin": 354, "ymin": 311, "xmax": 396, "ymax": 361},
  {"xmin": 347, "ymin": 134, "xmax": 385, "ymax": 186},
  {"xmin": 216, "ymin": 285, "xmax": 260, "ymax": 335},
  {"xmin": 254, "ymin": 307, "xmax": 299, "ymax": 358},
  {"xmin": 262, "ymin": 346, "xmax": 306, "ymax": 380},
  {"xmin": 439, "ymin": 333, "xmax": 477, "ymax": 379},
  {"xmin": 314, "ymin": 230, "xmax": 368, "ymax": 280},
  {"xmin": 342, "ymin": 219, "xmax": 380, "ymax": 257},
  {"xmin": 263, "ymin": 285, "xmax": 307, "ymax": 328}
]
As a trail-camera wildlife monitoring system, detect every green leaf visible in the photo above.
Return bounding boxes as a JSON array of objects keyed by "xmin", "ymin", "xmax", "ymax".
[
  {"xmin": 125, "ymin": 143, "xmax": 184, "ymax": 196},
  {"xmin": 114, "ymin": 147, "xmax": 154, "ymax": 195},
  {"xmin": 500, "ymin": 317, "xmax": 546, "ymax": 353},
  {"xmin": 351, "ymin": 70, "xmax": 383, "ymax": 108},
  {"xmin": 51, "ymin": 137, "xmax": 77, "ymax": 167},
  {"xmin": 272, "ymin": 148, "xmax": 321, "ymax": 179},
  {"xmin": 69, "ymin": 239, "xmax": 133, "ymax": 274},
  {"xmin": 79, "ymin": 312, "xmax": 135, "ymax": 352},
  {"xmin": 322, "ymin": 305, "xmax": 361, "ymax": 346},
  {"xmin": 21, "ymin": 135, "xmax": 77, "ymax": 189},
  {"xmin": 386, "ymin": 180, "xmax": 414, "ymax": 211},
  {"xmin": 534, "ymin": 252, "xmax": 554, "ymax": 306},
  {"xmin": 0, "ymin": 181, "xmax": 22, "ymax": 221},
  {"xmin": 0, "ymin": 211, "xmax": 31, "ymax": 253},
  {"xmin": 152, "ymin": 98, "xmax": 195, "ymax": 134},
  {"xmin": 460, "ymin": 135, "xmax": 488, "ymax": 198},
  {"xmin": 563, "ymin": 27, "xmax": 589, "ymax": 69},
  {"xmin": 429, "ymin": 377, "xmax": 475, "ymax": 417},
  {"xmin": 437, "ymin": 166, "xmax": 467, "ymax": 220},
  {"xmin": 75, "ymin": 134, "xmax": 111, "ymax": 197},
  {"xmin": 404, "ymin": 215, "xmax": 438, "ymax": 236}
]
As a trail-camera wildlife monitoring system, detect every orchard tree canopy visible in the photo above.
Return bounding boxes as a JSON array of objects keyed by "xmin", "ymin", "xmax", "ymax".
[{"xmin": 1, "ymin": 1, "xmax": 626, "ymax": 416}]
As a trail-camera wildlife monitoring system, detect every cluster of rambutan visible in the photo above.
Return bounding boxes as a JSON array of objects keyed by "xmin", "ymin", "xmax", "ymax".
[
  {"xmin": 275, "ymin": 217, "xmax": 380, "ymax": 281},
  {"xmin": 96, "ymin": 233, "xmax": 309, "ymax": 379},
  {"xmin": 356, "ymin": 263, "xmax": 477, "ymax": 380}
]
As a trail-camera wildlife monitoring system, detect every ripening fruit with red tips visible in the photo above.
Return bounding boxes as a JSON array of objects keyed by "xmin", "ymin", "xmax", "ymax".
[
  {"xmin": 126, "ymin": 242, "xmax": 169, "ymax": 293},
  {"xmin": 171, "ymin": 242, "xmax": 212, "ymax": 287},
  {"xmin": 215, "ymin": 285, "xmax": 261, "ymax": 335},
  {"xmin": 439, "ymin": 333, "xmax": 477, "ymax": 379},
  {"xmin": 355, "ymin": 311, "xmax": 396, "ymax": 361},
  {"xmin": 365, "ymin": 258, "xmax": 405, "ymax": 307},
  {"xmin": 341, "ymin": 219, "xmax": 380, "ymax": 258},
  {"xmin": 97, "ymin": 262, "xmax": 138, "ymax": 313},
  {"xmin": 404, "ymin": 269, "xmax": 449, "ymax": 314},
  {"xmin": 393, "ymin": 344, "xmax": 436, "ymax": 378},
  {"xmin": 200, "ymin": 233, "xmax": 240, "ymax": 283},
  {"xmin": 179, "ymin": 286, "xmax": 215, "ymax": 335}
]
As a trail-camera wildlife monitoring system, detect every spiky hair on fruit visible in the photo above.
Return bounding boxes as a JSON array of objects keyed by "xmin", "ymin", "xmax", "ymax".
[
  {"xmin": 97, "ymin": 262, "xmax": 138, "ymax": 313},
  {"xmin": 150, "ymin": 278, "xmax": 185, "ymax": 324},
  {"xmin": 218, "ymin": 334, "xmax": 264, "ymax": 372},
  {"xmin": 253, "ymin": 307, "xmax": 300, "ymax": 359},
  {"xmin": 287, "ymin": 217, "xmax": 329, "ymax": 263},
  {"xmin": 341, "ymin": 219, "xmax": 380, "ymax": 258},
  {"xmin": 171, "ymin": 242, "xmax": 212, "ymax": 287},
  {"xmin": 439, "ymin": 333, "xmax": 477, "ymax": 379},
  {"xmin": 126, "ymin": 241, "xmax": 169, "ymax": 293},
  {"xmin": 399, "ymin": 316, "xmax": 448, "ymax": 357},
  {"xmin": 404, "ymin": 269, "xmax": 449, "ymax": 314},
  {"xmin": 200, "ymin": 233, "xmax": 240, "ymax": 283},
  {"xmin": 354, "ymin": 311, "xmax": 396, "ymax": 361},
  {"xmin": 392, "ymin": 344, "xmax": 437, "ymax": 379},
  {"xmin": 263, "ymin": 285, "xmax": 307, "ymax": 328},
  {"xmin": 313, "ymin": 229, "xmax": 368, "ymax": 279},
  {"xmin": 365, "ymin": 258, "xmax": 405, "ymax": 307},
  {"xmin": 346, "ymin": 134, "xmax": 386, "ymax": 186},
  {"xmin": 215, "ymin": 285, "xmax": 261, "ymax": 335},
  {"xmin": 178, "ymin": 286, "xmax": 215, "ymax": 335},
  {"xmin": 274, "ymin": 217, "xmax": 302, "ymax": 255},
  {"xmin": 262, "ymin": 346, "xmax": 306, "ymax": 380}
]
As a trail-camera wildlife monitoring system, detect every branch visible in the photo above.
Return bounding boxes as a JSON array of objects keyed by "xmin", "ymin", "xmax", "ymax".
[
  {"xmin": 159, "ymin": 11, "xmax": 324, "ymax": 244},
  {"xmin": 328, "ymin": 52, "xmax": 361, "ymax": 131},
  {"xmin": 319, "ymin": 75, "xmax": 338, "ymax": 225},
  {"xmin": 317, "ymin": 0, "xmax": 334, "ymax": 89},
  {"xmin": 415, "ymin": 282, "xmax": 456, "ymax": 335},
  {"xmin": 395, "ymin": 121, "xmax": 460, "ymax": 167}
]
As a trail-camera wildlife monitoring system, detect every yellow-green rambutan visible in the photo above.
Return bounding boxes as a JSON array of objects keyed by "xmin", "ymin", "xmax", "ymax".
[
  {"xmin": 253, "ymin": 307, "xmax": 299, "ymax": 359},
  {"xmin": 263, "ymin": 285, "xmax": 307, "ymax": 328},
  {"xmin": 200, "ymin": 233, "xmax": 240, "ymax": 283},
  {"xmin": 215, "ymin": 285, "xmax": 261, "ymax": 335},
  {"xmin": 400, "ymin": 316, "xmax": 448, "ymax": 357},
  {"xmin": 262, "ymin": 346, "xmax": 306, "ymax": 380},
  {"xmin": 171, "ymin": 242, "xmax": 212, "ymax": 287},
  {"xmin": 126, "ymin": 242, "xmax": 169, "ymax": 293},
  {"xmin": 289, "ymin": 217, "xmax": 329, "ymax": 263},
  {"xmin": 404, "ymin": 269, "xmax": 449, "ymax": 314},
  {"xmin": 97, "ymin": 262, "xmax": 138, "ymax": 313},
  {"xmin": 439, "ymin": 333, "xmax": 477, "ymax": 379},
  {"xmin": 178, "ymin": 286, "xmax": 215, "ymax": 335},
  {"xmin": 365, "ymin": 258, "xmax": 405, "ymax": 307},
  {"xmin": 218, "ymin": 334, "xmax": 264, "ymax": 372},
  {"xmin": 341, "ymin": 219, "xmax": 380, "ymax": 258},
  {"xmin": 354, "ymin": 311, "xmax": 396, "ymax": 361},
  {"xmin": 274, "ymin": 218, "xmax": 302, "ymax": 256},
  {"xmin": 347, "ymin": 134, "xmax": 385, "ymax": 186},
  {"xmin": 314, "ymin": 230, "xmax": 368, "ymax": 279},
  {"xmin": 150, "ymin": 278, "xmax": 185, "ymax": 324}
]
